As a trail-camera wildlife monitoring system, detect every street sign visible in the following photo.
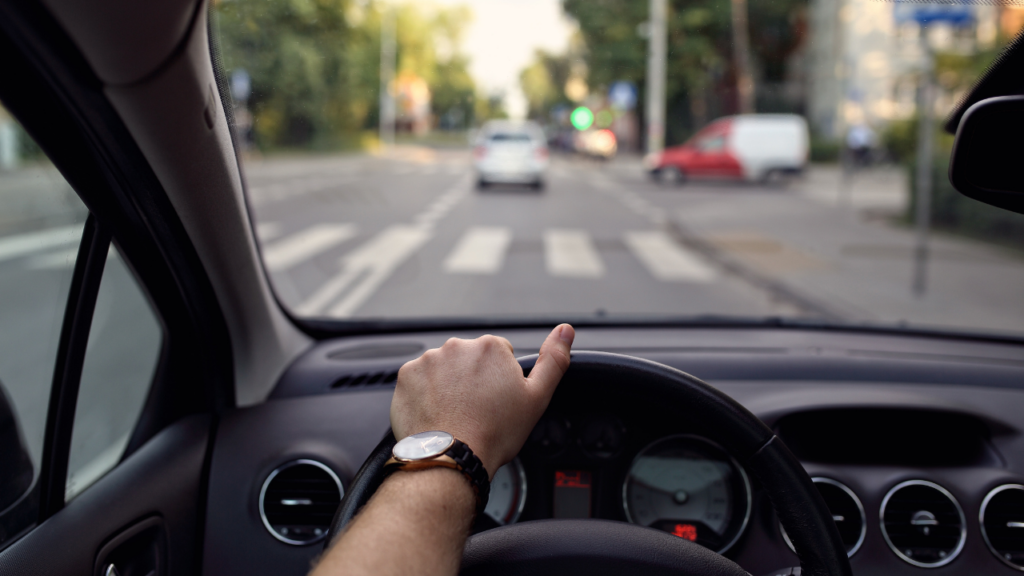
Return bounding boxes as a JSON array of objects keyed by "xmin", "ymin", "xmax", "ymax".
[
  {"xmin": 894, "ymin": 2, "xmax": 974, "ymax": 26},
  {"xmin": 230, "ymin": 69, "xmax": 251, "ymax": 103},
  {"xmin": 609, "ymin": 81, "xmax": 638, "ymax": 110}
]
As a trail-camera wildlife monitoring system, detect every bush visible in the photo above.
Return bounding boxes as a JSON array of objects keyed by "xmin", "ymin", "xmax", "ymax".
[{"xmin": 809, "ymin": 135, "xmax": 840, "ymax": 162}]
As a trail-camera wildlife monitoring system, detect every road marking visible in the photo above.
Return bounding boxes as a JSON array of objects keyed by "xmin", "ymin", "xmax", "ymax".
[
  {"xmin": 443, "ymin": 227, "xmax": 512, "ymax": 274},
  {"xmin": 262, "ymin": 223, "xmax": 357, "ymax": 271},
  {"xmin": 295, "ymin": 224, "xmax": 433, "ymax": 317},
  {"xmin": 0, "ymin": 224, "xmax": 83, "ymax": 263},
  {"xmin": 624, "ymin": 230, "xmax": 717, "ymax": 282},
  {"xmin": 296, "ymin": 176, "xmax": 473, "ymax": 316},
  {"xmin": 544, "ymin": 229, "xmax": 605, "ymax": 278}
]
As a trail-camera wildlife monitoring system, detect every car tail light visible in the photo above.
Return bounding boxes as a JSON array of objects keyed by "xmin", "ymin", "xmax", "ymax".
[
  {"xmin": 474, "ymin": 145, "xmax": 487, "ymax": 160},
  {"xmin": 535, "ymin": 147, "xmax": 549, "ymax": 160}
]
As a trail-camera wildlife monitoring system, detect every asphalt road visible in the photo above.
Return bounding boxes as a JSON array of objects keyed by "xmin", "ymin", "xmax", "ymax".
[{"xmin": 246, "ymin": 150, "xmax": 796, "ymax": 321}]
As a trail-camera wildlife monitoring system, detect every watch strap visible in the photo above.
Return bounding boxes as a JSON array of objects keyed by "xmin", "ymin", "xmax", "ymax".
[{"xmin": 444, "ymin": 439, "xmax": 490, "ymax": 514}]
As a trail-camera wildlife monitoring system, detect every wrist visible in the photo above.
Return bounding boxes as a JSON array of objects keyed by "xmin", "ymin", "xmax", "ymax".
[{"xmin": 383, "ymin": 468, "xmax": 476, "ymax": 513}]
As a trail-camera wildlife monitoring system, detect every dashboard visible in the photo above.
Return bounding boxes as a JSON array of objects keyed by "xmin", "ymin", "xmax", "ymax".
[{"xmin": 201, "ymin": 326, "xmax": 1024, "ymax": 576}]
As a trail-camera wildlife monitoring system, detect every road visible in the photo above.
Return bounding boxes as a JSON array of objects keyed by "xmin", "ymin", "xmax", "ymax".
[
  {"xmin": 3, "ymin": 146, "xmax": 1024, "ymax": 501},
  {"xmin": 246, "ymin": 150, "xmax": 795, "ymax": 321}
]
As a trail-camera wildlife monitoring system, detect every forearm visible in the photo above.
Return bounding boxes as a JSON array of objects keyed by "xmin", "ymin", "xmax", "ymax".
[{"xmin": 312, "ymin": 468, "xmax": 476, "ymax": 576}]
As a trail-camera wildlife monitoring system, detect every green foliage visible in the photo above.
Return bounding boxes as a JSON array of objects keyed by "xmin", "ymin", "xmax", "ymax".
[
  {"xmin": 213, "ymin": 0, "xmax": 476, "ymax": 150},
  {"xmin": 809, "ymin": 135, "xmax": 839, "ymax": 163},
  {"xmin": 882, "ymin": 117, "xmax": 917, "ymax": 165},
  {"xmin": 561, "ymin": 0, "xmax": 808, "ymax": 144},
  {"xmin": 520, "ymin": 49, "xmax": 574, "ymax": 120},
  {"xmin": 475, "ymin": 93, "xmax": 508, "ymax": 122}
]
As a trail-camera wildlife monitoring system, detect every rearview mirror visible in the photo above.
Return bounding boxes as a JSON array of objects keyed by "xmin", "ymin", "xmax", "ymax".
[{"xmin": 949, "ymin": 95, "xmax": 1024, "ymax": 215}]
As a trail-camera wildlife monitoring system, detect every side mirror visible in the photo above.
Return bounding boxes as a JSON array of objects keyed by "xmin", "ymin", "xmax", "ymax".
[
  {"xmin": 0, "ymin": 381, "xmax": 34, "ymax": 511},
  {"xmin": 949, "ymin": 95, "xmax": 1024, "ymax": 215}
]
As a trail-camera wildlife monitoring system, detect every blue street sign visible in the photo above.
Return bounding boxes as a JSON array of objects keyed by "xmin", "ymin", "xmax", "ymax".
[
  {"xmin": 894, "ymin": 2, "xmax": 974, "ymax": 26},
  {"xmin": 231, "ymin": 69, "xmax": 252, "ymax": 103},
  {"xmin": 608, "ymin": 81, "xmax": 638, "ymax": 110}
]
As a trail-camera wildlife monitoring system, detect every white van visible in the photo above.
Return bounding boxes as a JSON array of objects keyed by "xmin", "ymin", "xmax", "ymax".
[{"xmin": 652, "ymin": 114, "xmax": 809, "ymax": 183}]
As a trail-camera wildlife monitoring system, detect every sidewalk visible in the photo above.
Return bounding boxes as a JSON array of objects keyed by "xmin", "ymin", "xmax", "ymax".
[{"xmin": 665, "ymin": 164, "xmax": 1024, "ymax": 336}]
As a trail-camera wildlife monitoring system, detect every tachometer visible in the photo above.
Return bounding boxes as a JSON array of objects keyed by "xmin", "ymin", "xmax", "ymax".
[{"xmin": 623, "ymin": 435, "xmax": 751, "ymax": 553}]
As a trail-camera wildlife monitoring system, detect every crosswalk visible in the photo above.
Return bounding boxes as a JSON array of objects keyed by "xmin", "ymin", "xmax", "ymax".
[
  {"xmin": 256, "ymin": 221, "xmax": 720, "ymax": 317},
  {"xmin": 0, "ymin": 218, "xmax": 720, "ymax": 318}
]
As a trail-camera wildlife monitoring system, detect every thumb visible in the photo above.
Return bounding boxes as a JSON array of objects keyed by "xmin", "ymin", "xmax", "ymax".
[{"xmin": 526, "ymin": 324, "xmax": 574, "ymax": 396}]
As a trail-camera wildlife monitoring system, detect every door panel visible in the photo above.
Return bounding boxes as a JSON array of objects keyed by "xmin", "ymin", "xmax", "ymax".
[{"xmin": 0, "ymin": 415, "xmax": 210, "ymax": 576}]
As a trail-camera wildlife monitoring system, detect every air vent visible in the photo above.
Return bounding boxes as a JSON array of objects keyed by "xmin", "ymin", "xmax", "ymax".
[
  {"xmin": 259, "ymin": 460, "xmax": 343, "ymax": 545},
  {"xmin": 981, "ymin": 484, "xmax": 1024, "ymax": 570},
  {"xmin": 330, "ymin": 370, "xmax": 398, "ymax": 389},
  {"xmin": 881, "ymin": 480, "xmax": 966, "ymax": 568},
  {"xmin": 781, "ymin": 478, "xmax": 865, "ymax": 557}
]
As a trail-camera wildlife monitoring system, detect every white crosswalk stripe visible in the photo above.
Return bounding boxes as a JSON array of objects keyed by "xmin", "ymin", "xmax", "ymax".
[
  {"xmin": 443, "ymin": 227, "xmax": 511, "ymax": 274},
  {"xmin": 624, "ymin": 230, "xmax": 717, "ymax": 282},
  {"xmin": 262, "ymin": 223, "xmax": 357, "ymax": 271},
  {"xmin": 0, "ymin": 224, "xmax": 83, "ymax": 263},
  {"xmin": 295, "ymin": 224, "xmax": 433, "ymax": 317},
  {"xmin": 544, "ymin": 229, "xmax": 604, "ymax": 278}
]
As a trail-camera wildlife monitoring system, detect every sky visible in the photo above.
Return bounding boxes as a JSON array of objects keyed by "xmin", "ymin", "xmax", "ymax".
[{"xmin": 434, "ymin": 0, "xmax": 577, "ymax": 119}]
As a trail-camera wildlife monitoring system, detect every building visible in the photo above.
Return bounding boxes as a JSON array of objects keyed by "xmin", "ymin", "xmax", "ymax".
[{"xmin": 806, "ymin": 0, "xmax": 1005, "ymax": 140}]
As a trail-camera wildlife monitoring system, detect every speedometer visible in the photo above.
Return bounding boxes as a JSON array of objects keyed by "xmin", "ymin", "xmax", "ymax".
[{"xmin": 623, "ymin": 435, "xmax": 751, "ymax": 553}]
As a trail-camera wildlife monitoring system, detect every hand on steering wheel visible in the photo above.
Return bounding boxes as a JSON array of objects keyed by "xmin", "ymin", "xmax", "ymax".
[{"xmin": 327, "ymin": 351, "xmax": 853, "ymax": 576}]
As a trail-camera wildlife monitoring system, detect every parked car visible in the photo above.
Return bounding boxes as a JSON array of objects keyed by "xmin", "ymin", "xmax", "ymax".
[
  {"xmin": 651, "ymin": 114, "xmax": 808, "ymax": 184},
  {"xmin": 474, "ymin": 120, "xmax": 549, "ymax": 189}
]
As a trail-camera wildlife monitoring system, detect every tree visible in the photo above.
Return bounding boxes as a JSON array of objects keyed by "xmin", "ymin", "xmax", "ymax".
[
  {"xmin": 519, "ymin": 49, "xmax": 573, "ymax": 120},
  {"xmin": 213, "ymin": 0, "xmax": 477, "ymax": 149},
  {"xmin": 562, "ymin": 0, "xmax": 808, "ymax": 144}
]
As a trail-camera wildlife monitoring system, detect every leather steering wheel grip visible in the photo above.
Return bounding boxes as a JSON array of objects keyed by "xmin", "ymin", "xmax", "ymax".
[
  {"xmin": 323, "ymin": 430, "xmax": 396, "ymax": 550},
  {"xmin": 323, "ymin": 351, "xmax": 852, "ymax": 576}
]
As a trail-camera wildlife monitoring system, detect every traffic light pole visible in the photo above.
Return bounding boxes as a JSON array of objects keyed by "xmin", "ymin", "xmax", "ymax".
[
  {"xmin": 646, "ymin": 0, "xmax": 667, "ymax": 156},
  {"xmin": 379, "ymin": 7, "xmax": 397, "ymax": 148}
]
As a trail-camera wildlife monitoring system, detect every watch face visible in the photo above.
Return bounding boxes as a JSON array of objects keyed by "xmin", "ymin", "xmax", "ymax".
[{"xmin": 393, "ymin": 431, "xmax": 455, "ymax": 461}]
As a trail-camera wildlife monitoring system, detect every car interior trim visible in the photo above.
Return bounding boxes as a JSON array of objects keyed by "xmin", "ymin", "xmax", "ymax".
[
  {"xmin": 780, "ymin": 477, "xmax": 866, "ymax": 558},
  {"xmin": 979, "ymin": 483, "xmax": 1024, "ymax": 572},
  {"xmin": 258, "ymin": 459, "xmax": 344, "ymax": 546},
  {"xmin": 37, "ymin": 215, "xmax": 111, "ymax": 519},
  {"xmin": 879, "ymin": 479, "xmax": 968, "ymax": 569}
]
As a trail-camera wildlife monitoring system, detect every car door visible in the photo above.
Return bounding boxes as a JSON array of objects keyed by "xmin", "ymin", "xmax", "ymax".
[{"xmin": 0, "ymin": 2, "xmax": 233, "ymax": 574}]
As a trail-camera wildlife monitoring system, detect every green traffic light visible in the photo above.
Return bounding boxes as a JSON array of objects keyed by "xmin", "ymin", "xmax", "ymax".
[{"xmin": 571, "ymin": 107, "xmax": 594, "ymax": 130}]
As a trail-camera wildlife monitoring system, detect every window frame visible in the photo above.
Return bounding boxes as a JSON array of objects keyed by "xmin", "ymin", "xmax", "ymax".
[{"xmin": 0, "ymin": 0, "xmax": 234, "ymax": 546}]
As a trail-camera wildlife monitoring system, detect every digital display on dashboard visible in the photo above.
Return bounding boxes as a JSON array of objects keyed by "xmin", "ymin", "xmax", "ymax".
[{"xmin": 553, "ymin": 470, "xmax": 592, "ymax": 518}]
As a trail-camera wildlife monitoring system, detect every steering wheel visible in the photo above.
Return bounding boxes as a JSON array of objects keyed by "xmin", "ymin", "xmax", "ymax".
[{"xmin": 325, "ymin": 351, "xmax": 852, "ymax": 576}]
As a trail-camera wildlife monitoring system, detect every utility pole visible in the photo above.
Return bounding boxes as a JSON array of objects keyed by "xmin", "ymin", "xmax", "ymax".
[
  {"xmin": 912, "ymin": 30, "xmax": 934, "ymax": 298},
  {"xmin": 731, "ymin": 0, "xmax": 755, "ymax": 114},
  {"xmin": 379, "ymin": 7, "xmax": 397, "ymax": 148},
  {"xmin": 646, "ymin": 0, "xmax": 667, "ymax": 155}
]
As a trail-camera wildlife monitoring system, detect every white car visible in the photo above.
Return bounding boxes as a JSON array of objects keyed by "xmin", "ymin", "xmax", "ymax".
[{"xmin": 474, "ymin": 121, "xmax": 549, "ymax": 189}]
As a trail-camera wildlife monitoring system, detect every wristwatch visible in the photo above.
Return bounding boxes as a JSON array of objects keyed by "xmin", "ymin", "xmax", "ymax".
[{"xmin": 383, "ymin": 430, "xmax": 490, "ymax": 514}]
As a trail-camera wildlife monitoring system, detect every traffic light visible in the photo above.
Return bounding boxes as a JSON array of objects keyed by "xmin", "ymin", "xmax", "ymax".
[{"xmin": 570, "ymin": 107, "xmax": 594, "ymax": 130}]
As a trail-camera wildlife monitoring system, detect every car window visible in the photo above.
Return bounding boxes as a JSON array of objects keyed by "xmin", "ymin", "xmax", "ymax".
[
  {"xmin": 490, "ymin": 133, "xmax": 531, "ymax": 142},
  {"xmin": 697, "ymin": 136, "xmax": 725, "ymax": 152},
  {"xmin": 65, "ymin": 244, "xmax": 162, "ymax": 502},
  {"xmin": 0, "ymin": 110, "xmax": 87, "ymax": 545}
]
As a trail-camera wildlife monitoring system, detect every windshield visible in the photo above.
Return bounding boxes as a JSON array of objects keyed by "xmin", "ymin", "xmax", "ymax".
[{"xmin": 211, "ymin": 0, "xmax": 1024, "ymax": 335}]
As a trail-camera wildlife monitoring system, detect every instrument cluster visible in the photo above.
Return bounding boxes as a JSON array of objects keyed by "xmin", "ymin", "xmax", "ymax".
[{"xmin": 474, "ymin": 411, "xmax": 753, "ymax": 559}]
